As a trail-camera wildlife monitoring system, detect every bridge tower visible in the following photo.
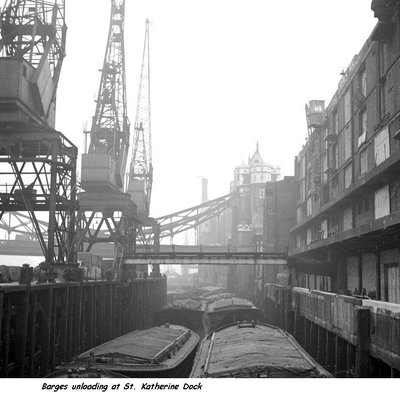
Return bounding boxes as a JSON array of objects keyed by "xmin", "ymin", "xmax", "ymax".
[{"xmin": 0, "ymin": 0, "xmax": 78, "ymax": 267}]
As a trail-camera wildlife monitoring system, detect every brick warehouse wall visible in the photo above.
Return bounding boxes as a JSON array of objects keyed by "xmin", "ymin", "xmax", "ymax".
[{"xmin": 289, "ymin": 3, "xmax": 400, "ymax": 305}]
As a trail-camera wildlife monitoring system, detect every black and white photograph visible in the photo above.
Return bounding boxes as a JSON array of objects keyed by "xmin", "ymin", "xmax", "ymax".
[{"xmin": 0, "ymin": 0, "xmax": 399, "ymax": 391}]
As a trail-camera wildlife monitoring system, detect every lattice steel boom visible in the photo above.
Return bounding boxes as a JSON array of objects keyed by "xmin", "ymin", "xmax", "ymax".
[
  {"xmin": 127, "ymin": 19, "xmax": 152, "ymax": 216},
  {"xmin": 83, "ymin": 0, "xmax": 129, "ymax": 192}
]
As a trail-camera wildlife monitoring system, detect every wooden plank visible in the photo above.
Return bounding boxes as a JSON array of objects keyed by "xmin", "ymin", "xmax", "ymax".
[
  {"xmin": 3, "ymin": 296, "xmax": 11, "ymax": 377},
  {"xmin": 309, "ymin": 322, "xmax": 318, "ymax": 358},
  {"xmin": 76, "ymin": 284, "xmax": 83, "ymax": 354},
  {"xmin": 107, "ymin": 283, "xmax": 113, "ymax": 341},
  {"xmin": 304, "ymin": 318, "xmax": 310, "ymax": 351},
  {"xmin": 49, "ymin": 288, "xmax": 58, "ymax": 370},
  {"xmin": 346, "ymin": 343, "xmax": 355, "ymax": 375},
  {"xmin": 335, "ymin": 335, "xmax": 347, "ymax": 377},
  {"xmin": 325, "ymin": 331, "xmax": 336, "ymax": 373},
  {"xmin": 317, "ymin": 326, "xmax": 326, "ymax": 364},
  {"xmin": 61, "ymin": 286, "xmax": 70, "ymax": 362},
  {"xmin": 0, "ymin": 292, "xmax": 3, "ymax": 372},
  {"xmin": 15, "ymin": 289, "xmax": 30, "ymax": 377},
  {"xmin": 98, "ymin": 284, "xmax": 105, "ymax": 344},
  {"xmin": 39, "ymin": 288, "xmax": 53, "ymax": 377},
  {"xmin": 28, "ymin": 293, "xmax": 37, "ymax": 377},
  {"xmin": 88, "ymin": 285, "xmax": 94, "ymax": 349}
]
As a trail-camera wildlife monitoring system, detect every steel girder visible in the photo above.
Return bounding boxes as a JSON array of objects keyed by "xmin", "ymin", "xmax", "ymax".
[
  {"xmin": 0, "ymin": 122, "xmax": 77, "ymax": 264},
  {"xmin": 0, "ymin": 0, "xmax": 66, "ymax": 127}
]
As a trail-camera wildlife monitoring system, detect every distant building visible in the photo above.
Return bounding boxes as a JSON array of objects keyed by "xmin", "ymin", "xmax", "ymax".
[
  {"xmin": 197, "ymin": 177, "xmax": 228, "ymax": 287},
  {"xmin": 230, "ymin": 143, "xmax": 280, "ymax": 251},
  {"xmin": 228, "ymin": 144, "xmax": 281, "ymax": 298},
  {"xmin": 290, "ymin": 1, "xmax": 400, "ymax": 303},
  {"xmin": 252, "ymin": 176, "xmax": 297, "ymax": 304},
  {"xmin": 264, "ymin": 176, "xmax": 296, "ymax": 253}
]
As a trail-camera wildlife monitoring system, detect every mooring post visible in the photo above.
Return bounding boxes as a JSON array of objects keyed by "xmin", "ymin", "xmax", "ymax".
[{"xmin": 355, "ymin": 307, "xmax": 370, "ymax": 377}]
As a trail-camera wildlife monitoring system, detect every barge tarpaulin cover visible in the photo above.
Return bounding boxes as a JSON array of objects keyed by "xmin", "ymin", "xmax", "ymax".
[{"xmin": 191, "ymin": 322, "xmax": 331, "ymax": 378}]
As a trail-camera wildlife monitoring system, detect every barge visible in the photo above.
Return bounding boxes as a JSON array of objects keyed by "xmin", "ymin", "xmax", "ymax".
[
  {"xmin": 56, "ymin": 324, "xmax": 199, "ymax": 378},
  {"xmin": 202, "ymin": 296, "xmax": 266, "ymax": 334},
  {"xmin": 190, "ymin": 321, "xmax": 332, "ymax": 378}
]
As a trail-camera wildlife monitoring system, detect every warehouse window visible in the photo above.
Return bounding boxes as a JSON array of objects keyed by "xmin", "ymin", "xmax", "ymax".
[
  {"xmin": 358, "ymin": 108, "xmax": 367, "ymax": 147},
  {"xmin": 375, "ymin": 185, "xmax": 390, "ymax": 219},
  {"xmin": 359, "ymin": 66, "xmax": 367, "ymax": 96},
  {"xmin": 360, "ymin": 148, "xmax": 368, "ymax": 175},
  {"xmin": 344, "ymin": 126, "xmax": 352, "ymax": 161},
  {"xmin": 344, "ymin": 89, "xmax": 352, "ymax": 125},
  {"xmin": 375, "ymin": 126, "xmax": 390, "ymax": 166},
  {"xmin": 344, "ymin": 163, "xmax": 352, "ymax": 189},
  {"xmin": 334, "ymin": 111, "xmax": 339, "ymax": 134},
  {"xmin": 384, "ymin": 264, "xmax": 400, "ymax": 303}
]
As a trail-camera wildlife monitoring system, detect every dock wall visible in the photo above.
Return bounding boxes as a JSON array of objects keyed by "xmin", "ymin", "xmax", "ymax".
[
  {"xmin": 0, "ymin": 276, "xmax": 167, "ymax": 377},
  {"xmin": 263, "ymin": 284, "xmax": 400, "ymax": 377}
]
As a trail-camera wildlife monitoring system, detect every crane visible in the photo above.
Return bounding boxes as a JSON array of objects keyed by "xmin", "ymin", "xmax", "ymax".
[
  {"xmin": 81, "ymin": 0, "xmax": 129, "ymax": 193},
  {"xmin": 0, "ymin": 0, "xmax": 66, "ymax": 128},
  {"xmin": 76, "ymin": 0, "xmax": 135, "ymax": 269},
  {"xmin": 0, "ymin": 0, "xmax": 78, "ymax": 269},
  {"xmin": 127, "ymin": 19, "xmax": 153, "ymax": 216}
]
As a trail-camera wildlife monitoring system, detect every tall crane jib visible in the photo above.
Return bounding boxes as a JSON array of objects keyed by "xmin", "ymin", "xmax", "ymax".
[
  {"xmin": 127, "ymin": 19, "xmax": 153, "ymax": 216},
  {"xmin": 0, "ymin": 0, "xmax": 66, "ymax": 128},
  {"xmin": 81, "ymin": 0, "xmax": 129, "ymax": 193}
]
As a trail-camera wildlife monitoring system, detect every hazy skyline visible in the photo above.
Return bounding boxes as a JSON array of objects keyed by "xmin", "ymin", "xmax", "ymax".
[{"xmin": 56, "ymin": 1, "xmax": 377, "ymax": 220}]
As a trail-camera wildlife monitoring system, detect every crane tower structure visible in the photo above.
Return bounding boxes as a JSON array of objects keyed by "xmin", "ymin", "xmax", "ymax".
[
  {"xmin": 0, "ymin": 0, "xmax": 78, "ymax": 267},
  {"xmin": 82, "ymin": 0, "xmax": 129, "ymax": 192},
  {"xmin": 76, "ymin": 1, "xmax": 156, "ymax": 277}
]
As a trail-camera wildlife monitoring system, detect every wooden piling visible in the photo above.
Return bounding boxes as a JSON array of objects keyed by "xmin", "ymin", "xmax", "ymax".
[
  {"xmin": 39, "ymin": 288, "xmax": 53, "ymax": 377},
  {"xmin": 317, "ymin": 326, "xmax": 326, "ymax": 364},
  {"xmin": 346, "ymin": 343, "xmax": 355, "ymax": 377},
  {"xmin": 304, "ymin": 318, "xmax": 310, "ymax": 351},
  {"xmin": 335, "ymin": 336, "xmax": 347, "ymax": 377},
  {"xmin": 355, "ymin": 307, "xmax": 370, "ymax": 377},
  {"xmin": 0, "ymin": 277, "xmax": 167, "ymax": 377},
  {"xmin": 0, "ymin": 292, "xmax": 3, "ymax": 365},
  {"xmin": 86, "ymin": 285, "xmax": 94, "ymax": 350},
  {"xmin": 3, "ymin": 296, "xmax": 11, "ymax": 377},
  {"xmin": 325, "ymin": 330, "xmax": 335, "ymax": 373},
  {"xmin": 309, "ymin": 322, "xmax": 318, "ymax": 358},
  {"xmin": 15, "ymin": 290, "xmax": 29, "ymax": 377},
  {"xmin": 28, "ymin": 293, "xmax": 37, "ymax": 377}
]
